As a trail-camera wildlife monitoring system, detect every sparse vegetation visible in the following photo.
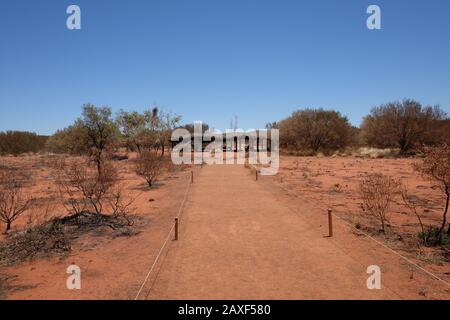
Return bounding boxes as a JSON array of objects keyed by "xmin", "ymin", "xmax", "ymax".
[
  {"xmin": 134, "ymin": 151, "xmax": 164, "ymax": 187},
  {"xmin": 413, "ymin": 144, "xmax": 450, "ymax": 238},
  {"xmin": 0, "ymin": 169, "xmax": 34, "ymax": 233},
  {"xmin": 0, "ymin": 131, "xmax": 47, "ymax": 156},
  {"xmin": 359, "ymin": 173, "xmax": 401, "ymax": 233},
  {"xmin": 0, "ymin": 209, "xmax": 139, "ymax": 266},
  {"xmin": 400, "ymin": 185, "xmax": 427, "ymax": 244},
  {"xmin": 55, "ymin": 157, "xmax": 127, "ymax": 216}
]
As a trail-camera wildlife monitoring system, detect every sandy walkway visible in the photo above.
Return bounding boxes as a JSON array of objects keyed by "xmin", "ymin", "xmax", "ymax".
[{"xmin": 145, "ymin": 165, "xmax": 403, "ymax": 299}]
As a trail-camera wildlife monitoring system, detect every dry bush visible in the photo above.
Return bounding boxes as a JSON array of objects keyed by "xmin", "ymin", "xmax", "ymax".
[
  {"xmin": 277, "ymin": 108, "xmax": 352, "ymax": 153},
  {"xmin": 361, "ymin": 99, "xmax": 447, "ymax": 154},
  {"xmin": 54, "ymin": 157, "xmax": 136, "ymax": 228},
  {"xmin": 399, "ymin": 185, "xmax": 427, "ymax": 244},
  {"xmin": 0, "ymin": 169, "xmax": 34, "ymax": 233},
  {"xmin": 0, "ymin": 218, "xmax": 70, "ymax": 265},
  {"xmin": 56, "ymin": 158, "xmax": 118, "ymax": 215},
  {"xmin": 0, "ymin": 156, "xmax": 139, "ymax": 266},
  {"xmin": 414, "ymin": 144, "xmax": 450, "ymax": 237},
  {"xmin": 107, "ymin": 187, "xmax": 137, "ymax": 227},
  {"xmin": 359, "ymin": 173, "xmax": 401, "ymax": 233},
  {"xmin": 134, "ymin": 151, "xmax": 163, "ymax": 187},
  {"xmin": 0, "ymin": 187, "xmax": 138, "ymax": 266}
]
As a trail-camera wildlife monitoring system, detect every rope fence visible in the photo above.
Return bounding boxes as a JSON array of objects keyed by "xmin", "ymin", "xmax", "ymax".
[
  {"xmin": 248, "ymin": 164, "xmax": 450, "ymax": 288},
  {"xmin": 134, "ymin": 168, "xmax": 196, "ymax": 300}
]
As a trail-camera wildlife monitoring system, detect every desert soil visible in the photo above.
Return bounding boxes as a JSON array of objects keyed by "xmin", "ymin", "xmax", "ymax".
[
  {"xmin": 145, "ymin": 164, "xmax": 450, "ymax": 300},
  {"xmin": 1, "ymin": 155, "xmax": 449, "ymax": 299}
]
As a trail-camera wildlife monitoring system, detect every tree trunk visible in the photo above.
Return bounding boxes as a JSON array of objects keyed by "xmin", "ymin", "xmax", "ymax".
[
  {"xmin": 438, "ymin": 188, "xmax": 449, "ymax": 235},
  {"xmin": 6, "ymin": 221, "xmax": 11, "ymax": 232}
]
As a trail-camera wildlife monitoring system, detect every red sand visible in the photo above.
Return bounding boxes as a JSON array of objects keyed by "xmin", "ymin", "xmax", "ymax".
[{"xmin": 1, "ymin": 155, "xmax": 449, "ymax": 299}]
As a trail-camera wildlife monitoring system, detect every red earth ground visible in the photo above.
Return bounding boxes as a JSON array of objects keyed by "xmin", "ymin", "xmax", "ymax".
[{"xmin": 0, "ymin": 154, "xmax": 449, "ymax": 299}]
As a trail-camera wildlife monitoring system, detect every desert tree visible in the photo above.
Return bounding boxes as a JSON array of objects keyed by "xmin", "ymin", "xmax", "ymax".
[
  {"xmin": 361, "ymin": 99, "xmax": 447, "ymax": 154},
  {"xmin": 0, "ymin": 170, "xmax": 34, "ymax": 232},
  {"xmin": 158, "ymin": 110, "xmax": 181, "ymax": 156},
  {"xmin": 414, "ymin": 144, "xmax": 450, "ymax": 235},
  {"xmin": 142, "ymin": 107, "xmax": 181, "ymax": 155},
  {"xmin": 277, "ymin": 108, "xmax": 351, "ymax": 153},
  {"xmin": 116, "ymin": 110, "xmax": 147, "ymax": 153},
  {"xmin": 78, "ymin": 104, "xmax": 120, "ymax": 174},
  {"xmin": 46, "ymin": 124, "xmax": 89, "ymax": 155},
  {"xmin": 134, "ymin": 150, "xmax": 164, "ymax": 187},
  {"xmin": 359, "ymin": 173, "xmax": 401, "ymax": 233},
  {"xmin": 46, "ymin": 104, "xmax": 120, "ymax": 174}
]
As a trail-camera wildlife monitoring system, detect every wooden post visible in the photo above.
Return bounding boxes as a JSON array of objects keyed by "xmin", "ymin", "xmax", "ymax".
[
  {"xmin": 328, "ymin": 209, "xmax": 333, "ymax": 237},
  {"xmin": 174, "ymin": 218, "xmax": 179, "ymax": 241},
  {"xmin": 191, "ymin": 171, "xmax": 194, "ymax": 184},
  {"xmin": 255, "ymin": 169, "xmax": 258, "ymax": 181}
]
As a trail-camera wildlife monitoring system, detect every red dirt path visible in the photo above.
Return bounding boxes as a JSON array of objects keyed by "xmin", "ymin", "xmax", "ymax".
[{"xmin": 144, "ymin": 165, "xmax": 450, "ymax": 299}]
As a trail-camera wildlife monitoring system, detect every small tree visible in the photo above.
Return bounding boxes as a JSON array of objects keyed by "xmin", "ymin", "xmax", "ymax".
[
  {"xmin": 361, "ymin": 100, "xmax": 446, "ymax": 154},
  {"xmin": 414, "ymin": 144, "xmax": 450, "ymax": 235},
  {"xmin": 134, "ymin": 151, "xmax": 163, "ymax": 187},
  {"xmin": 277, "ymin": 108, "xmax": 351, "ymax": 152},
  {"xmin": 46, "ymin": 104, "xmax": 119, "ymax": 175},
  {"xmin": 359, "ymin": 173, "xmax": 400, "ymax": 233},
  {"xmin": 142, "ymin": 107, "xmax": 181, "ymax": 155},
  {"xmin": 116, "ymin": 110, "xmax": 147, "ymax": 152},
  {"xmin": 79, "ymin": 104, "xmax": 120, "ymax": 174},
  {"xmin": 399, "ymin": 184, "xmax": 427, "ymax": 243},
  {"xmin": 56, "ymin": 158, "xmax": 118, "ymax": 216},
  {"xmin": 0, "ymin": 170, "xmax": 34, "ymax": 232}
]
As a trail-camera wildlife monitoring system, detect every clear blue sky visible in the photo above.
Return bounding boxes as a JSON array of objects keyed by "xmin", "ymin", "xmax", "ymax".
[{"xmin": 1, "ymin": 0, "xmax": 449, "ymax": 135}]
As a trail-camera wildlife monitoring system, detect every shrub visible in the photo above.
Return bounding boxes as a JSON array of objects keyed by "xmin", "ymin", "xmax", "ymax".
[
  {"xmin": 0, "ymin": 169, "xmax": 34, "ymax": 232},
  {"xmin": 361, "ymin": 99, "xmax": 447, "ymax": 154},
  {"xmin": 55, "ymin": 158, "xmax": 118, "ymax": 215},
  {"xmin": 413, "ymin": 144, "xmax": 450, "ymax": 235},
  {"xmin": 399, "ymin": 184, "xmax": 428, "ymax": 244},
  {"xmin": 134, "ymin": 151, "xmax": 164, "ymax": 187},
  {"xmin": 359, "ymin": 173, "xmax": 401, "ymax": 233},
  {"xmin": 418, "ymin": 226, "xmax": 450, "ymax": 246},
  {"xmin": 277, "ymin": 108, "xmax": 352, "ymax": 153}
]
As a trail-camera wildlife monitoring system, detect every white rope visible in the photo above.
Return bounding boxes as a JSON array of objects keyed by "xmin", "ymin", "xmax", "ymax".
[
  {"xmin": 134, "ymin": 173, "xmax": 193, "ymax": 300},
  {"xmin": 273, "ymin": 179, "xmax": 450, "ymax": 288}
]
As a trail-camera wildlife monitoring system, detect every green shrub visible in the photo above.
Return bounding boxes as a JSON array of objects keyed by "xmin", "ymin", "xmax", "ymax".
[{"xmin": 418, "ymin": 226, "xmax": 450, "ymax": 246}]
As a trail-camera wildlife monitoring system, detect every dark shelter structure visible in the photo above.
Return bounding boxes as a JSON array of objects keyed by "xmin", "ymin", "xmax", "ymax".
[{"xmin": 171, "ymin": 130, "xmax": 272, "ymax": 152}]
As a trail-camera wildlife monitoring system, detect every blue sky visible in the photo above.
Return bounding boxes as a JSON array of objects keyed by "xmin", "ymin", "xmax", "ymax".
[{"xmin": 0, "ymin": 0, "xmax": 449, "ymax": 135}]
